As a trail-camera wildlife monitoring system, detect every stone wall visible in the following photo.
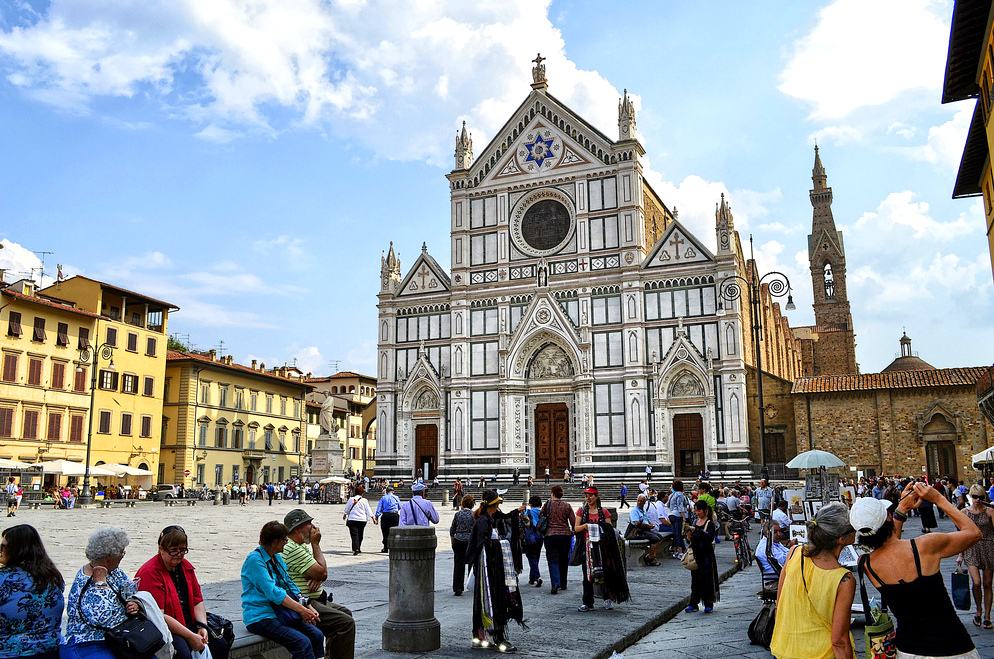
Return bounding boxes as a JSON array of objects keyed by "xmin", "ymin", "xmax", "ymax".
[
  {"xmin": 792, "ymin": 384, "xmax": 991, "ymax": 480},
  {"xmin": 744, "ymin": 366, "xmax": 796, "ymax": 470},
  {"xmin": 810, "ymin": 328, "xmax": 857, "ymax": 376}
]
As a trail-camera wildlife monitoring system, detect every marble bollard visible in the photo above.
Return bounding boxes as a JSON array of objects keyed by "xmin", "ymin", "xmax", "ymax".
[
  {"xmin": 523, "ymin": 488, "xmax": 530, "ymax": 505},
  {"xmin": 382, "ymin": 526, "xmax": 441, "ymax": 652},
  {"xmin": 442, "ymin": 489, "xmax": 449, "ymax": 505}
]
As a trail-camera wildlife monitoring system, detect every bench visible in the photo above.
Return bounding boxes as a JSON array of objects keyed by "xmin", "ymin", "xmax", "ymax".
[
  {"xmin": 624, "ymin": 530, "xmax": 675, "ymax": 569},
  {"xmin": 228, "ymin": 621, "xmax": 290, "ymax": 659},
  {"xmin": 186, "ymin": 499, "xmax": 197, "ymax": 506},
  {"xmin": 100, "ymin": 500, "xmax": 138, "ymax": 508},
  {"xmin": 29, "ymin": 501, "xmax": 43, "ymax": 510}
]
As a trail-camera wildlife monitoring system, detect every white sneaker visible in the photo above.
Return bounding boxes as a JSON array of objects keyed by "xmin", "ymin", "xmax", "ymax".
[{"xmin": 604, "ymin": 599, "xmax": 614, "ymax": 610}]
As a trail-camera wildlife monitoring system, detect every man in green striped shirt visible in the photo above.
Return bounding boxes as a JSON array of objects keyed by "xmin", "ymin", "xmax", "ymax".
[{"xmin": 281, "ymin": 509, "xmax": 356, "ymax": 659}]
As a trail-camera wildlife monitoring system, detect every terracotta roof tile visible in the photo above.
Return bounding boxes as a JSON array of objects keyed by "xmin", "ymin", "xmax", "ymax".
[
  {"xmin": 305, "ymin": 371, "xmax": 375, "ymax": 381},
  {"xmin": 792, "ymin": 367, "xmax": 989, "ymax": 394},
  {"xmin": 1, "ymin": 289, "xmax": 103, "ymax": 319},
  {"xmin": 167, "ymin": 350, "xmax": 314, "ymax": 390}
]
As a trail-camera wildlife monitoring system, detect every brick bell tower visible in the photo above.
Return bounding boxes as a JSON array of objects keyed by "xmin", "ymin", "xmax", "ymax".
[{"xmin": 806, "ymin": 146, "xmax": 858, "ymax": 375}]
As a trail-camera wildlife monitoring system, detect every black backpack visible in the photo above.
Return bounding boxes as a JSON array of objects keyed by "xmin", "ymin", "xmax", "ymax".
[{"xmin": 747, "ymin": 600, "xmax": 776, "ymax": 649}]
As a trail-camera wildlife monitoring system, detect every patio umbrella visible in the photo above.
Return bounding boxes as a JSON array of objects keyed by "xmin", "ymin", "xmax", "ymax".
[
  {"xmin": 786, "ymin": 449, "xmax": 846, "ymax": 470},
  {"xmin": 972, "ymin": 446, "xmax": 994, "ymax": 466},
  {"xmin": 101, "ymin": 464, "xmax": 154, "ymax": 476},
  {"xmin": 32, "ymin": 460, "xmax": 119, "ymax": 477},
  {"xmin": 318, "ymin": 476, "xmax": 351, "ymax": 484},
  {"xmin": 0, "ymin": 458, "xmax": 35, "ymax": 469}
]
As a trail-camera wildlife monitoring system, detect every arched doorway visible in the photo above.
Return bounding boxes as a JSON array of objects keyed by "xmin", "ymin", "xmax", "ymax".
[
  {"xmin": 415, "ymin": 424, "xmax": 438, "ymax": 480},
  {"xmin": 534, "ymin": 404, "xmax": 569, "ymax": 478},
  {"xmin": 673, "ymin": 413, "xmax": 704, "ymax": 477},
  {"xmin": 922, "ymin": 413, "xmax": 958, "ymax": 480}
]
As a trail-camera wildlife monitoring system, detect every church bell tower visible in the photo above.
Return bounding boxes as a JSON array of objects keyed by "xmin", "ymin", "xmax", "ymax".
[{"xmin": 806, "ymin": 146, "xmax": 857, "ymax": 374}]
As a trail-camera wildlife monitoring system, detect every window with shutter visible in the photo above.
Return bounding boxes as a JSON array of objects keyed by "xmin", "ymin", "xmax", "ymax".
[
  {"xmin": 121, "ymin": 413, "xmax": 133, "ymax": 436},
  {"xmin": 143, "ymin": 377, "xmax": 154, "ymax": 397},
  {"xmin": 1, "ymin": 354, "xmax": 16, "ymax": 382},
  {"xmin": 23, "ymin": 410, "xmax": 39, "ymax": 439},
  {"xmin": 126, "ymin": 333, "xmax": 138, "ymax": 352},
  {"xmin": 47, "ymin": 412, "xmax": 62, "ymax": 440},
  {"xmin": 7, "ymin": 312, "xmax": 22, "ymax": 337},
  {"xmin": 69, "ymin": 414, "xmax": 85, "ymax": 442},
  {"xmin": 57, "ymin": 323, "xmax": 70, "ymax": 346},
  {"xmin": 98, "ymin": 411, "xmax": 112, "ymax": 434},
  {"xmin": 78, "ymin": 327, "xmax": 91, "ymax": 350},
  {"xmin": 51, "ymin": 362, "xmax": 66, "ymax": 389},
  {"xmin": 146, "ymin": 337, "xmax": 156, "ymax": 356},
  {"xmin": 140, "ymin": 415, "xmax": 151, "ymax": 438},
  {"xmin": 106, "ymin": 327, "xmax": 117, "ymax": 347},
  {"xmin": 27, "ymin": 358, "xmax": 43, "ymax": 385},
  {"xmin": 99, "ymin": 370, "xmax": 118, "ymax": 391},
  {"xmin": 0, "ymin": 408, "xmax": 13, "ymax": 437},
  {"xmin": 121, "ymin": 374, "xmax": 138, "ymax": 394},
  {"xmin": 33, "ymin": 317, "xmax": 46, "ymax": 342},
  {"xmin": 74, "ymin": 366, "xmax": 87, "ymax": 392}
]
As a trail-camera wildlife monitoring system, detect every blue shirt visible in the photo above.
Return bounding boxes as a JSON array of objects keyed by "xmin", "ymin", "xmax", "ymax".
[
  {"xmin": 0, "ymin": 567, "xmax": 64, "ymax": 658},
  {"xmin": 629, "ymin": 505, "xmax": 648, "ymax": 526},
  {"xmin": 66, "ymin": 568, "xmax": 133, "ymax": 645},
  {"xmin": 755, "ymin": 537, "xmax": 788, "ymax": 580},
  {"xmin": 240, "ymin": 547, "xmax": 302, "ymax": 627},
  {"xmin": 620, "ymin": 485, "xmax": 628, "ymax": 496},
  {"xmin": 755, "ymin": 487, "xmax": 773, "ymax": 512},
  {"xmin": 375, "ymin": 493, "xmax": 401, "ymax": 519},
  {"xmin": 872, "ymin": 486, "xmax": 885, "ymax": 499},
  {"xmin": 399, "ymin": 496, "xmax": 439, "ymax": 526},
  {"xmin": 667, "ymin": 491, "xmax": 688, "ymax": 519}
]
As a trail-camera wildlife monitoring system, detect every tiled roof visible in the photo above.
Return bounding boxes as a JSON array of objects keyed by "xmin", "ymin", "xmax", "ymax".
[
  {"xmin": 792, "ymin": 367, "xmax": 989, "ymax": 394},
  {"xmin": 306, "ymin": 371, "xmax": 375, "ymax": 382},
  {"xmin": 167, "ymin": 350, "xmax": 314, "ymax": 390},
  {"xmin": 1, "ymin": 289, "xmax": 103, "ymax": 319},
  {"xmin": 54, "ymin": 275, "xmax": 180, "ymax": 310}
]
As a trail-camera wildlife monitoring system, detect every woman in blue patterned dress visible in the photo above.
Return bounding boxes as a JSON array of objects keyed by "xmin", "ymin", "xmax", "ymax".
[
  {"xmin": 62, "ymin": 527, "xmax": 141, "ymax": 659},
  {"xmin": 0, "ymin": 525, "xmax": 65, "ymax": 659}
]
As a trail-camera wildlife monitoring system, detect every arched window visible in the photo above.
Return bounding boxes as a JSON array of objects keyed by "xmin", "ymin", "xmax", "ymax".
[
  {"xmin": 630, "ymin": 399, "xmax": 642, "ymax": 446},
  {"xmin": 823, "ymin": 263, "xmax": 835, "ymax": 300}
]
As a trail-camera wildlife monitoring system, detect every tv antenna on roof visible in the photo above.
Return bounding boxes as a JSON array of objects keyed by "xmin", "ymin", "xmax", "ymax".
[{"xmin": 328, "ymin": 360, "xmax": 341, "ymax": 374}]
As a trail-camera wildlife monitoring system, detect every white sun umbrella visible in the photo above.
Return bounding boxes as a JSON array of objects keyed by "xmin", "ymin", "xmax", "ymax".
[
  {"xmin": 318, "ymin": 476, "xmax": 351, "ymax": 485},
  {"xmin": 0, "ymin": 457, "xmax": 34, "ymax": 469},
  {"xmin": 786, "ymin": 449, "xmax": 847, "ymax": 470},
  {"xmin": 33, "ymin": 460, "xmax": 119, "ymax": 477},
  {"xmin": 101, "ymin": 463, "xmax": 154, "ymax": 476},
  {"xmin": 972, "ymin": 446, "xmax": 994, "ymax": 467}
]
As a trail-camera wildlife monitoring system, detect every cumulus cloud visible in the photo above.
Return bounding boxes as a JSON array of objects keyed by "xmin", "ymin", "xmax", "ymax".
[
  {"xmin": 779, "ymin": 0, "xmax": 949, "ymax": 120},
  {"xmin": 902, "ymin": 106, "xmax": 973, "ymax": 171},
  {"xmin": 854, "ymin": 190, "xmax": 976, "ymax": 241},
  {"xmin": 0, "ymin": 0, "xmax": 623, "ymax": 165},
  {"xmin": 0, "ymin": 238, "xmax": 81, "ymax": 287},
  {"xmin": 292, "ymin": 346, "xmax": 325, "ymax": 374}
]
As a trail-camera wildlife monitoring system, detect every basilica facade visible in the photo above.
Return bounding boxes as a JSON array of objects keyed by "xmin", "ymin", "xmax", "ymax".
[{"xmin": 374, "ymin": 59, "xmax": 800, "ymax": 483}]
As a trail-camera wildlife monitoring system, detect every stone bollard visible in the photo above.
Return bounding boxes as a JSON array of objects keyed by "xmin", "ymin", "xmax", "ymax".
[
  {"xmin": 382, "ymin": 526, "xmax": 441, "ymax": 652},
  {"xmin": 523, "ymin": 488, "xmax": 530, "ymax": 505},
  {"xmin": 214, "ymin": 489, "xmax": 221, "ymax": 506},
  {"xmin": 442, "ymin": 489, "xmax": 449, "ymax": 506}
]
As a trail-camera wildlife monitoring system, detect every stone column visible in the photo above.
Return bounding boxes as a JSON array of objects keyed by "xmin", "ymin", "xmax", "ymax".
[
  {"xmin": 442, "ymin": 489, "xmax": 449, "ymax": 506},
  {"xmin": 523, "ymin": 488, "xmax": 530, "ymax": 505},
  {"xmin": 382, "ymin": 526, "xmax": 441, "ymax": 652}
]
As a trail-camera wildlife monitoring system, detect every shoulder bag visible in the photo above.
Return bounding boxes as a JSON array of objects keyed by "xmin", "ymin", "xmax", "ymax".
[
  {"xmin": 76, "ymin": 578, "xmax": 165, "ymax": 659},
  {"xmin": 259, "ymin": 548, "xmax": 303, "ymax": 625},
  {"xmin": 536, "ymin": 501, "xmax": 550, "ymax": 536},
  {"xmin": 747, "ymin": 599, "xmax": 776, "ymax": 649},
  {"xmin": 856, "ymin": 555, "xmax": 897, "ymax": 659},
  {"xmin": 680, "ymin": 546, "xmax": 697, "ymax": 570},
  {"xmin": 205, "ymin": 612, "xmax": 234, "ymax": 647}
]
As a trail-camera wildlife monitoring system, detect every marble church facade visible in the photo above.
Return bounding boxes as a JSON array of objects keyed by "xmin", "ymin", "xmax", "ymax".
[{"xmin": 374, "ymin": 59, "xmax": 799, "ymax": 482}]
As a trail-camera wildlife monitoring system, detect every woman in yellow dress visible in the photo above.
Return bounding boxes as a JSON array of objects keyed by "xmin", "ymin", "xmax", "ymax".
[{"xmin": 770, "ymin": 502, "xmax": 856, "ymax": 659}]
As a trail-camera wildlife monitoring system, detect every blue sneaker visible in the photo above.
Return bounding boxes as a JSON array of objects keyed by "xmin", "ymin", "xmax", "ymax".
[{"xmin": 715, "ymin": 537, "xmax": 721, "ymax": 544}]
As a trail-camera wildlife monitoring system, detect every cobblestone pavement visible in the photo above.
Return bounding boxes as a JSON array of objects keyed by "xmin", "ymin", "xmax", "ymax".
[
  {"xmin": 621, "ymin": 514, "xmax": 994, "ymax": 659},
  {"xmin": 4, "ymin": 496, "xmax": 745, "ymax": 658}
]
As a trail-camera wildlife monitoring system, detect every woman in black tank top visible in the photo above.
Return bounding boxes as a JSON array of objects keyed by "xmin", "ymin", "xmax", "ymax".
[{"xmin": 850, "ymin": 481, "xmax": 982, "ymax": 659}]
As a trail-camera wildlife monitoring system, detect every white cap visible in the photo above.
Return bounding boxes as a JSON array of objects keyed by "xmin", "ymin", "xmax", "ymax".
[{"xmin": 849, "ymin": 497, "xmax": 891, "ymax": 536}]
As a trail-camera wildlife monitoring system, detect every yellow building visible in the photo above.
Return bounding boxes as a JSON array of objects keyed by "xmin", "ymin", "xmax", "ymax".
[
  {"xmin": 161, "ymin": 350, "xmax": 313, "ymax": 487},
  {"xmin": 0, "ymin": 279, "xmax": 100, "ymax": 484},
  {"xmin": 943, "ymin": 0, "xmax": 994, "ymax": 280},
  {"xmin": 306, "ymin": 372, "xmax": 377, "ymax": 476},
  {"xmin": 38, "ymin": 276, "xmax": 177, "ymax": 477}
]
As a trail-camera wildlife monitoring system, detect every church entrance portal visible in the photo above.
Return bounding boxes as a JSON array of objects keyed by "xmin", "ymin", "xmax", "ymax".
[
  {"xmin": 925, "ymin": 441, "xmax": 957, "ymax": 481},
  {"xmin": 673, "ymin": 413, "xmax": 705, "ymax": 477},
  {"xmin": 415, "ymin": 424, "xmax": 438, "ymax": 480},
  {"xmin": 535, "ymin": 404, "xmax": 569, "ymax": 478}
]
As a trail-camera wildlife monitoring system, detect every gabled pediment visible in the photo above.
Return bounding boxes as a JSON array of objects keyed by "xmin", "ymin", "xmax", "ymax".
[
  {"xmin": 396, "ymin": 250, "xmax": 451, "ymax": 298},
  {"xmin": 643, "ymin": 219, "xmax": 714, "ymax": 269},
  {"xmin": 655, "ymin": 327, "xmax": 713, "ymax": 399},
  {"xmin": 808, "ymin": 228, "xmax": 845, "ymax": 265},
  {"xmin": 505, "ymin": 293, "xmax": 583, "ymax": 379},
  {"xmin": 401, "ymin": 351, "xmax": 441, "ymax": 412},
  {"xmin": 461, "ymin": 90, "xmax": 619, "ymax": 186}
]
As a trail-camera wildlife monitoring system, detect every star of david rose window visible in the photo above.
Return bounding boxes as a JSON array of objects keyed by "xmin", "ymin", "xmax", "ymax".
[{"xmin": 509, "ymin": 188, "xmax": 575, "ymax": 257}]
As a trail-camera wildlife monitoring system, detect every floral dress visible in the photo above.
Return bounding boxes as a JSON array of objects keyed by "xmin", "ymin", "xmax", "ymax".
[
  {"xmin": 65, "ymin": 567, "xmax": 134, "ymax": 645},
  {"xmin": 0, "ymin": 567, "xmax": 64, "ymax": 658}
]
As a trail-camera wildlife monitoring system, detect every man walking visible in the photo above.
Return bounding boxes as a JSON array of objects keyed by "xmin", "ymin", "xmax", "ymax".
[
  {"xmin": 281, "ymin": 509, "xmax": 356, "ymax": 659},
  {"xmin": 5, "ymin": 477, "xmax": 17, "ymax": 517},
  {"xmin": 399, "ymin": 483, "xmax": 439, "ymax": 526},
  {"xmin": 755, "ymin": 478, "xmax": 773, "ymax": 516},
  {"xmin": 619, "ymin": 483, "xmax": 630, "ymax": 509},
  {"xmin": 374, "ymin": 486, "xmax": 402, "ymax": 552}
]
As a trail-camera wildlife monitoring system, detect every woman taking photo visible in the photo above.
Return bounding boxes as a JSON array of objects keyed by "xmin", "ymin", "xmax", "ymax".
[
  {"xmin": 574, "ymin": 487, "xmax": 628, "ymax": 612},
  {"xmin": 770, "ymin": 502, "xmax": 856, "ymax": 659},
  {"xmin": 63, "ymin": 527, "xmax": 142, "ymax": 659},
  {"xmin": 961, "ymin": 484, "xmax": 994, "ymax": 629},
  {"xmin": 849, "ymin": 482, "xmax": 980, "ymax": 658},
  {"xmin": 0, "ymin": 525, "xmax": 64, "ymax": 659},
  {"xmin": 465, "ymin": 489, "xmax": 525, "ymax": 653},
  {"xmin": 135, "ymin": 526, "xmax": 231, "ymax": 659},
  {"xmin": 684, "ymin": 499, "xmax": 719, "ymax": 613},
  {"xmin": 342, "ymin": 486, "xmax": 376, "ymax": 556},
  {"xmin": 542, "ymin": 484, "xmax": 575, "ymax": 594},
  {"xmin": 241, "ymin": 521, "xmax": 325, "ymax": 659}
]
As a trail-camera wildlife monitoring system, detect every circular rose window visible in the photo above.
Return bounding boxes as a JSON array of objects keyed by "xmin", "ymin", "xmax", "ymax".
[{"xmin": 510, "ymin": 188, "xmax": 575, "ymax": 257}]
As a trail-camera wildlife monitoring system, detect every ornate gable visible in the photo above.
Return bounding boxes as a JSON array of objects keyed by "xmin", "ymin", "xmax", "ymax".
[
  {"xmin": 643, "ymin": 219, "xmax": 714, "ymax": 269},
  {"xmin": 654, "ymin": 322, "xmax": 713, "ymax": 399},
  {"xmin": 505, "ymin": 293, "xmax": 584, "ymax": 379},
  {"xmin": 396, "ymin": 247, "xmax": 451, "ymax": 298},
  {"xmin": 809, "ymin": 228, "xmax": 845, "ymax": 266},
  {"xmin": 401, "ymin": 348, "xmax": 442, "ymax": 412}
]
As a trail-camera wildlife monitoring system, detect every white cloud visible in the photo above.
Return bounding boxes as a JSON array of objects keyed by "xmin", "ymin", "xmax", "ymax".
[
  {"xmin": 0, "ymin": 0, "xmax": 624, "ymax": 166},
  {"xmin": 809, "ymin": 125, "xmax": 863, "ymax": 146},
  {"xmin": 902, "ymin": 106, "xmax": 972, "ymax": 171},
  {"xmin": 854, "ymin": 191, "xmax": 976, "ymax": 241},
  {"xmin": 292, "ymin": 346, "xmax": 324, "ymax": 374},
  {"xmin": 0, "ymin": 238, "xmax": 82, "ymax": 287},
  {"xmin": 779, "ymin": 0, "xmax": 950, "ymax": 120}
]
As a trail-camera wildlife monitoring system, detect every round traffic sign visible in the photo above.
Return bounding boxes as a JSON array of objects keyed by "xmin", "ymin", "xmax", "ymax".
[{"xmin": 184, "ymin": 469, "xmax": 191, "ymax": 476}]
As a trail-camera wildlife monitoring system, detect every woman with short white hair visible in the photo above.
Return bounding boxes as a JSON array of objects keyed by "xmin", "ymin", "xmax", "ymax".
[{"xmin": 63, "ymin": 527, "xmax": 142, "ymax": 659}]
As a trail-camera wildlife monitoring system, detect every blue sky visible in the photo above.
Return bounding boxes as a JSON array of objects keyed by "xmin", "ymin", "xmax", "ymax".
[{"xmin": 0, "ymin": 0, "xmax": 989, "ymax": 375}]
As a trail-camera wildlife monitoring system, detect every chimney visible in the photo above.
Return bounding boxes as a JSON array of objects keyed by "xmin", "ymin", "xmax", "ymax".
[
  {"xmin": 208, "ymin": 349, "xmax": 217, "ymax": 361},
  {"xmin": 226, "ymin": 355, "xmax": 233, "ymax": 365},
  {"xmin": 260, "ymin": 362, "xmax": 265, "ymax": 372},
  {"xmin": 251, "ymin": 359, "xmax": 258, "ymax": 370}
]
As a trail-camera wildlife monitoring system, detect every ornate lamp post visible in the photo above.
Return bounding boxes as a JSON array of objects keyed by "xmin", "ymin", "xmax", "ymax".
[
  {"xmin": 717, "ymin": 236, "xmax": 795, "ymax": 482},
  {"xmin": 77, "ymin": 341, "xmax": 115, "ymax": 505}
]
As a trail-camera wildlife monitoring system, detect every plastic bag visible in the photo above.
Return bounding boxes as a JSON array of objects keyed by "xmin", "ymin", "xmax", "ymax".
[
  {"xmin": 192, "ymin": 646, "xmax": 213, "ymax": 659},
  {"xmin": 951, "ymin": 568, "xmax": 971, "ymax": 611}
]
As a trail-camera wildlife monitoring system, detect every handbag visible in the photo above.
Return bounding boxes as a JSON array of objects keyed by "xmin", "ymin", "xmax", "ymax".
[
  {"xmin": 747, "ymin": 599, "xmax": 776, "ymax": 649},
  {"xmin": 536, "ymin": 501, "xmax": 550, "ymax": 536},
  {"xmin": 76, "ymin": 579, "xmax": 165, "ymax": 659},
  {"xmin": 681, "ymin": 546, "xmax": 698, "ymax": 570},
  {"xmin": 205, "ymin": 612, "xmax": 234, "ymax": 647},
  {"xmin": 857, "ymin": 555, "xmax": 897, "ymax": 659},
  {"xmin": 569, "ymin": 533, "xmax": 586, "ymax": 566},
  {"xmin": 951, "ymin": 567, "xmax": 971, "ymax": 611}
]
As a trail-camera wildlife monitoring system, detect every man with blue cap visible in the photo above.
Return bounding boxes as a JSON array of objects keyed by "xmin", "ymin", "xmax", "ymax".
[{"xmin": 399, "ymin": 482, "xmax": 439, "ymax": 527}]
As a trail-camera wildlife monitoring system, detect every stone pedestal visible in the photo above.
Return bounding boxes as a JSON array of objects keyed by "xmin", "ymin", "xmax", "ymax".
[
  {"xmin": 523, "ymin": 488, "xmax": 530, "ymax": 505},
  {"xmin": 382, "ymin": 527, "xmax": 440, "ymax": 652},
  {"xmin": 442, "ymin": 490, "xmax": 449, "ymax": 506}
]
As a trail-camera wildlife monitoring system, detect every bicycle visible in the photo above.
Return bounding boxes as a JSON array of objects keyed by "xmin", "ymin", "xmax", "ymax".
[{"xmin": 729, "ymin": 518, "xmax": 752, "ymax": 565}]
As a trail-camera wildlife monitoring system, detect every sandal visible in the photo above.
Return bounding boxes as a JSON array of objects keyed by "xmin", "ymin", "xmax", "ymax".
[
  {"xmin": 973, "ymin": 615, "xmax": 983, "ymax": 627},
  {"xmin": 645, "ymin": 558, "xmax": 661, "ymax": 566},
  {"xmin": 985, "ymin": 620, "xmax": 993, "ymax": 630}
]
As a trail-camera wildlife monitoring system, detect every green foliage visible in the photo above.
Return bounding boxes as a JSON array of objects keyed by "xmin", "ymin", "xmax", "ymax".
[{"xmin": 167, "ymin": 335, "xmax": 189, "ymax": 352}]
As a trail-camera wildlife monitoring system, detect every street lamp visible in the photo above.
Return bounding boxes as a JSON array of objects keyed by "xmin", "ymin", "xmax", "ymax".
[
  {"xmin": 78, "ymin": 341, "xmax": 115, "ymax": 505},
  {"xmin": 717, "ymin": 236, "xmax": 795, "ymax": 482}
]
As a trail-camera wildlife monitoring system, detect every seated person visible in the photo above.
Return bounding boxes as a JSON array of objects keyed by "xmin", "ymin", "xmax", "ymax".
[
  {"xmin": 772, "ymin": 500, "xmax": 791, "ymax": 530},
  {"xmin": 755, "ymin": 522, "xmax": 790, "ymax": 583},
  {"xmin": 629, "ymin": 494, "xmax": 664, "ymax": 565}
]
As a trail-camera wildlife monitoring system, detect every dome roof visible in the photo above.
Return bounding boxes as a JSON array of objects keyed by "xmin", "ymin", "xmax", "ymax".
[{"xmin": 881, "ymin": 355, "xmax": 936, "ymax": 373}]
